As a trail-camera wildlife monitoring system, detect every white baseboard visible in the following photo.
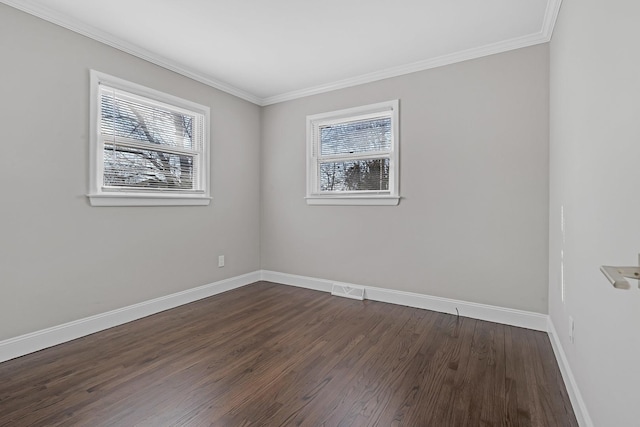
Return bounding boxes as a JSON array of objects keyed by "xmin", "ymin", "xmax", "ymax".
[
  {"xmin": 261, "ymin": 270, "xmax": 333, "ymax": 293},
  {"xmin": 547, "ymin": 318, "xmax": 593, "ymax": 427},
  {"xmin": 260, "ymin": 270, "xmax": 548, "ymax": 331},
  {"xmin": 0, "ymin": 271, "xmax": 261, "ymax": 364}
]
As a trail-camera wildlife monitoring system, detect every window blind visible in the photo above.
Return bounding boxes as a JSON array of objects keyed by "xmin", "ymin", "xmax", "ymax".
[
  {"xmin": 99, "ymin": 84, "xmax": 203, "ymax": 191},
  {"xmin": 320, "ymin": 116, "xmax": 391, "ymax": 157}
]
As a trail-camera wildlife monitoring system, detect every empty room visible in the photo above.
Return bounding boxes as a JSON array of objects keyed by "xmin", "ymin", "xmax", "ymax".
[{"xmin": 0, "ymin": 0, "xmax": 638, "ymax": 426}]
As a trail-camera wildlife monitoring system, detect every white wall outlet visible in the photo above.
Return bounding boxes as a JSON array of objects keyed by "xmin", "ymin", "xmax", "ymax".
[
  {"xmin": 218, "ymin": 255, "xmax": 225, "ymax": 268},
  {"xmin": 569, "ymin": 316, "xmax": 575, "ymax": 343}
]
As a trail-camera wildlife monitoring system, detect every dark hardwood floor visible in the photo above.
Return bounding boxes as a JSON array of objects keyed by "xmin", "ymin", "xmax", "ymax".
[{"xmin": 0, "ymin": 282, "xmax": 577, "ymax": 426}]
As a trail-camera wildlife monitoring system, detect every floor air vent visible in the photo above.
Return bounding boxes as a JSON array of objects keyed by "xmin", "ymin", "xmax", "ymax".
[{"xmin": 331, "ymin": 283, "xmax": 365, "ymax": 300}]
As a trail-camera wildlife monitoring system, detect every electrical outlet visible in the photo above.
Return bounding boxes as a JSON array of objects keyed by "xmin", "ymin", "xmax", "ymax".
[
  {"xmin": 569, "ymin": 316, "xmax": 575, "ymax": 343},
  {"xmin": 218, "ymin": 255, "xmax": 225, "ymax": 268}
]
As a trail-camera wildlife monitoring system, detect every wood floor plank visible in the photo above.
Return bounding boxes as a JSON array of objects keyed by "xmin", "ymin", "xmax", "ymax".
[
  {"xmin": 262, "ymin": 302, "xmax": 412, "ymax": 426},
  {"xmin": 0, "ymin": 282, "xmax": 578, "ymax": 427},
  {"xmin": 326, "ymin": 308, "xmax": 432, "ymax": 425},
  {"xmin": 532, "ymin": 332, "xmax": 578, "ymax": 427},
  {"xmin": 314, "ymin": 306, "xmax": 428, "ymax": 426},
  {"xmin": 505, "ymin": 321, "xmax": 535, "ymax": 427}
]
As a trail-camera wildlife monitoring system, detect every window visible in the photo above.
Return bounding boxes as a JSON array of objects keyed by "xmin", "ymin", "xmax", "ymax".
[
  {"xmin": 88, "ymin": 70, "xmax": 210, "ymax": 206},
  {"xmin": 306, "ymin": 100, "xmax": 400, "ymax": 205}
]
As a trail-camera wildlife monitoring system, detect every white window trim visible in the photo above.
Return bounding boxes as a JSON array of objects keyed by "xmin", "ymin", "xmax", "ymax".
[
  {"xmin": 306, "ymin": 100, "xmax": 400, "ymax": 206},
  {"xmin": 88, "ymin": 70, "xmax": 211, "ymax": 207}
]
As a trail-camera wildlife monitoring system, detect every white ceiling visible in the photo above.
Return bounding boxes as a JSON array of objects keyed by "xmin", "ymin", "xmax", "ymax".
[{"xmin": 3, "ymin": 0, "xmax": 561, "ymax": 105}]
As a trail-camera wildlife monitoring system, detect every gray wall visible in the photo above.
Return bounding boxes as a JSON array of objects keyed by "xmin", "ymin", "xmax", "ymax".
[
  {"xmin": 549, "ymin": 0, "xmax": 640, "ymax": 425},
  {"xmin": 261, "ymin": 45, "xmax": 550, "ymax": 313},
  {"xmin": 0, "ymin": 2, "xmax": 551, "ymax": 344},
  {"xmin": 0, "ymin": 4, "xmax": 261, "ymax": 340}
]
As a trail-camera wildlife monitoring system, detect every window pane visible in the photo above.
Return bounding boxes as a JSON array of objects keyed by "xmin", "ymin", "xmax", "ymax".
[
  {"xmin": 103, "ymin": 144, "xmax": 195, "ymax": 190},
  {"xmin": 101, "ymin": 91, "xmax": 197, "ymax": 151},
  {"xmin": 319, "ymin": 158, "xmax": 389, "ymax": 192},
  {"xmin": 320, "ymin": 117, "xmax": 391, "ymax": 156}
]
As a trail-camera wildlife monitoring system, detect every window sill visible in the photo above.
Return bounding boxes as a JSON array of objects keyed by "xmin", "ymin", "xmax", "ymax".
[
  {"xmin": 88, "ymin": 193, "xmax": 211, "ymax": 207},
  {"xmin": 305, "ymin": 195, "xmax": 400, "ymax": 206}
]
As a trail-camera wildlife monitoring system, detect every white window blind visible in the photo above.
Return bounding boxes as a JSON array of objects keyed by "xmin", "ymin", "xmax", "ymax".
[
  {"xmin": 318, "ymin": 114, "xmax": 392, "ymax": 192},
  {"xmin": 88, "ymin": 70, "xmax": 211, "ymax": 206},
  {"xmin": 320, "ymin": 116, "xmax": 391, "ymax": 156},
  {"xmin": 99, "ymin": 85, "xmax": 203, "ymax": 191}
]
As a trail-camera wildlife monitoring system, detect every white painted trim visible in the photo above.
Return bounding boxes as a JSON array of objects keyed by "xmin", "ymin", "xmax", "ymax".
[
  {"xmin": 264, "ymin": 0, "xmax": 561, "ymax": 106},
  {"xmin": 260, "ymin": 271, "xmax": 548, "ymax": 331},
  {"xmin": 306, "ymin": 100, "xmax": 400, "ymax": 203},
  {"xmin": 88, "ymin": 194, "xmax": 212, "ymax": 207},
  {"xmin": 547, "ymin": 318, "xmax": 593, "ymax": 427},
  {"xmin": 88, "ymin": 69, "xmax": 211, "ymax": 206},
  {"xmin": 2, "ymin": 0, "xmax": 562, "ymax": 107},
  {"xmin": 331, "ymin": 282, "xmax": 365, "ymax": 300},
  {"xmin": 261, "ymin": 270, "xmax": 333, "ymax": 293},
  {"xmin": 305, "ymin": 196, "xmax": 400, "ymax": 206},
  {"xmin": 0, "ymin": 271, "xmax": 261, "ymax": 363},
  {"xmin": 261, "ymin": 31, "xmax": 552, "ymax": 106},
  {"xmin": 542, "ymin": 0, "xmax": 563, "ymax": 41},
  {"xmin": 366, "ymin": 285, "xmax": 548, "ymax": 331},
  {"xmin": 0, "ymin": 0, "xmax": 261, "ymax": 105}
]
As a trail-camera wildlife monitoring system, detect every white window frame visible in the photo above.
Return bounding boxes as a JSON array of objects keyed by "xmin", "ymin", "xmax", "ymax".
[
  {"xmin": 306, "ymin": 100, "xmax": 400, "ymax": 206},
  {"xmin": 88, "ymin": 70, "xmax": 211, "ymax": 206}
]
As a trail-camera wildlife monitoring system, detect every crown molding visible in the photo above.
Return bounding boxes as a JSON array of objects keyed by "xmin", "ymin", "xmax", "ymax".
[
  {"xmin": 0, "ymin": 0, "xmax": 262, "ymax": 105},
  {"xmin": 542, "ymin": 0, "xmax": 563, "ymax": 41},
  {"xmin": 262, "ymin": 0, "xmax": 562, "ymax": 105},
  {"xmin": 261, "ymin": 31, "xmax": 550, "ymax": 105},
  {"xmin": 3, "ymin": 0, "xmax": 562, "ymax": 107}
]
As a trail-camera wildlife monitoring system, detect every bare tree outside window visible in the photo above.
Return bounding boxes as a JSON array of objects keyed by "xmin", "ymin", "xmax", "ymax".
[
  {"xmin": 89, "ymin": 71, "xmax": 210, "ymax": 206},
  {"xmin": 100, "ymin": 92, "xmax": 198, "ymax": 190},
  {"xmin": 319, "ymin": 118, "xmax": 391, "ymax": 192},
  {"xmin": 306, "ymin": 99, "xmax": 399, "ymax": 205}
]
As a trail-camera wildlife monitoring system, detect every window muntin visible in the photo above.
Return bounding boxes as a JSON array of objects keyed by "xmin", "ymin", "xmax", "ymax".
[
  {"xmin": 89, "ymin": 71, "xmax": 210, "ymax": 206},
  {"xmin": 307, "ymin": 100, "xmax": 399, "ymax": 205}
]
